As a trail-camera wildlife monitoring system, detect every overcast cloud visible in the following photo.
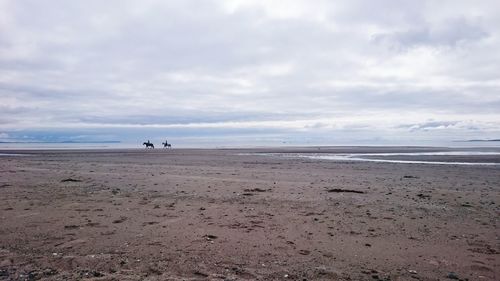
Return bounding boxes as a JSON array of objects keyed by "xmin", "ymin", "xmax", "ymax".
[{"xmin": 1, "ymin": 0, "xmax": 499, "ymax": 146}]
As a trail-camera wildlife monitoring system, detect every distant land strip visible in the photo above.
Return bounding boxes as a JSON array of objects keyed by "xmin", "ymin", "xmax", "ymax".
[{"xmin": 459, "ymin": 139, "xmax": 500, "ymax": 142}]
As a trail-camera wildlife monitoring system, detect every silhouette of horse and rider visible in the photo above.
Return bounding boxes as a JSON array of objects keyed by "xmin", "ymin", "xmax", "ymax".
[
  {"xmin": 162, "ymin": 140, "xmax": 171, "ymax": 148},
  {"xmin": 142, "ymin": 139, "xmax": 172, "ymax": 149},
  {"xmin": 143, "ymin": 140, "xmax": 154, "ymax": 149}
]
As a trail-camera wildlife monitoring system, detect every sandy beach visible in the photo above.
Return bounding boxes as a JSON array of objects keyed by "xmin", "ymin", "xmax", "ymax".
[{"xmin": 0, "ymin": 147, "xmax": 499, "ymax": 280}]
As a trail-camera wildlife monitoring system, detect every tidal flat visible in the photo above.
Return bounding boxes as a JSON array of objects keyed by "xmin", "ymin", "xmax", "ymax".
[{"xmin": 0, "ymin": 147, "xmax": 498, "ymax": 280}]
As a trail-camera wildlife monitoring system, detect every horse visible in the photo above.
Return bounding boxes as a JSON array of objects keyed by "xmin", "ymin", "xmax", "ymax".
[
  {"xmin": 143, "ymin": 141, "xmax": 154, "ymax": 149},
  {"xmin": 162, "ymin": 141, "xmax": 171, "ymax": 149}
]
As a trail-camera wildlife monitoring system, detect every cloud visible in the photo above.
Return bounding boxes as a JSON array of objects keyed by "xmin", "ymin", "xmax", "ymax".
[
  {"xmin": 398, "ymin": 119, "xmax": 500, "ymax": 133},
  {"xmin": 372, "ymin": 17, "xmax": 489, "ymax": 49},
  {"xmin": 400, "ymin": 121, "xmax": 459, "ymax": 131},
  {"xmin": 0, "ymin": 0, "xmax": 499, "ymax": 145}
]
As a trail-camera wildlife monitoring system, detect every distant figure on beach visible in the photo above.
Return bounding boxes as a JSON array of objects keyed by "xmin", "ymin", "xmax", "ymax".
[
  {"xmin": 162, "ymin": 139, "xmax": 171, "ymax": 149},
  {"xmin": 143, "ymin": 140, "xmax": 154, "ymax": 149}
]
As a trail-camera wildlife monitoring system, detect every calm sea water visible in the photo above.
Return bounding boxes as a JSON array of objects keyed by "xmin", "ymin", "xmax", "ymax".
[
  {"xmin": 1, "ymin": 140, "xmax": 499, "ymax": 150},
  {"xmin": 0, "ymin": 142, "xmax": 137, "ymax": 150}
]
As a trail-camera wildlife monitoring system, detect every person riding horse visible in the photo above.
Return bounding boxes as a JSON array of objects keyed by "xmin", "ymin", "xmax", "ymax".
[
  {"xmin": 143, "ymin": 140, "xmax": 154, "ymax": 149},
  {"xmin": 162, "ymin": 139, "xmax": 171, "ymax": 148}
]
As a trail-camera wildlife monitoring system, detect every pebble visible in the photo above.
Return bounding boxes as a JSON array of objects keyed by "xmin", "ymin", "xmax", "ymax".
[{"xmin": 447, "ymin": 272, "xmax": 459, "ymax": 279}]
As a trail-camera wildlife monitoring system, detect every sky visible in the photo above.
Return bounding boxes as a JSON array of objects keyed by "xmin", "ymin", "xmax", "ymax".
[{"xmin": 1, "ymin": 0, "xmax": 499, "ymax": 147}]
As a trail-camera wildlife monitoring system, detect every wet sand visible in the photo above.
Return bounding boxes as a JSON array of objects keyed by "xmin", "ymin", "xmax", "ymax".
[{"xmin": 0, "ymin": 147, "xmax": 499, "ymax": 280}]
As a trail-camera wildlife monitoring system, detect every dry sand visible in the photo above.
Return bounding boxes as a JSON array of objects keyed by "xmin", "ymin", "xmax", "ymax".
[{"xmin": 0, "ymin": 147, "xmax": 499, "ymax": 280}]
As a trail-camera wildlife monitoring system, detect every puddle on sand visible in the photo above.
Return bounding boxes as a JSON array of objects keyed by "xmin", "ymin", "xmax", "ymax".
[{"xmin": 254, "ymin": 151, "xmax": 500, "ymax": 166}]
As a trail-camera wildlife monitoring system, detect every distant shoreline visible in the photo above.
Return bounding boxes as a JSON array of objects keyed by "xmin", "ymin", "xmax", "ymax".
[
  {"xmin": 2, "ymin": 145, "xmax": 500, "ymax": 155},
  {"xmin": 0, "ymin": 141, "xmax": 121, "ymax": 144}
]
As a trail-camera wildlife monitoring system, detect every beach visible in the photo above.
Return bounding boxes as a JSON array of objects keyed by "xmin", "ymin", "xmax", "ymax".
[{"xmin": 0, "ymin": 147, "xmax": 499, "ymax": 280}]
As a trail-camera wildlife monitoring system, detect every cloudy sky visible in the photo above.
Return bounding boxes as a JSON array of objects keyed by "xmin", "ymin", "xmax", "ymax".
[{"xmin": 1, "ymin": 0, "xmax": 499, "ymax": 146}]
